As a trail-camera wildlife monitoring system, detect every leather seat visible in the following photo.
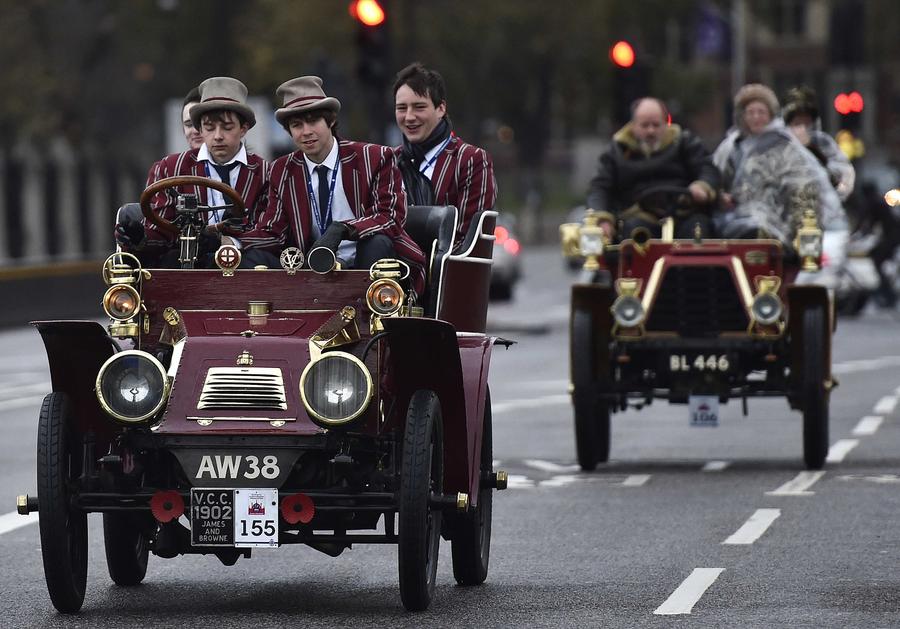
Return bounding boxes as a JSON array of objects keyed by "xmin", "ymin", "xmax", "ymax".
[{"xmin": 404, "ymin": 205, "xmax": 458, "ymax": 316}]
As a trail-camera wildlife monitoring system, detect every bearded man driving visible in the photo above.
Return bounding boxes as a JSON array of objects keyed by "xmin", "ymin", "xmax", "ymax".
[{"xmin": 586, "ymin": 97, "xmax": 720, "ymax": 241}]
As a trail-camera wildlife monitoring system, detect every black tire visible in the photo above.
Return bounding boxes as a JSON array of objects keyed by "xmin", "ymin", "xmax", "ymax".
[
  {"xmin": 103, "ymin": 512, "xmax": 150, "ymax": 586},
  {"xmin": 801, "ymin": 306, "xmax": 830, "ymax": 470},
  {"xmin": 450, "ymin": 389, "xmax": 493, "ymax": 586},
  {"xmin": 572, "ymin": 310, "xmax": 611, "ymax": 470},
  {"xmin": 37, "ymin": 393, "xmax": 87, "ymax": 613},
  {"xmin": 398, "ymin": 390, "xmax": 444, "ymax": 611}
]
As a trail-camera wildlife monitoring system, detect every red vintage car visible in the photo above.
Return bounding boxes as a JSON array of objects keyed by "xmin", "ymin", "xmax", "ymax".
[
  {"xmin": 17, "ymin": 176, "xmax": 507, "ymax": 613},
  {"xmin": 560, "ymin": 187, "xmax": 833, "ymax": 471}
]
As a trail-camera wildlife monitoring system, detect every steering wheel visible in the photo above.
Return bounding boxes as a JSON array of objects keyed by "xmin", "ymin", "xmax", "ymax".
[
  {"xmin": 636, "ymin": 185, "xmax": 694, "ymax": 219},
  {"xmin": 139, "ymin": 176, "xmax": 246, "ymax": 237}
]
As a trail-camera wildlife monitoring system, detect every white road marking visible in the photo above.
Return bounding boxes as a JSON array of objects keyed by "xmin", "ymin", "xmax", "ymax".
[
  {"xmin": 538, "ymin": 475, "xmax": 580, "ymax": 488},
  {"xmin": 0, "ymin": 382, "xmax": 50, "ymax": 398},
  {"xmin": 852, "ymin": 416, "xmax": 884, "ymax": 436},
  {"xmin": 492, "ymin": 394, "xmax": 571, "ymax": 414},
  {"xmin": 873, "ymin": 396, "xmax": 898, "ymax": 415},
  {"xmin": 765, "ymin": 471, "xmax": 825, "ymax": 496},
  {"xmin": 654, "ymin": 568, "xmax": 725, "ymax": 615},
  {"xmin": 0, "ymin": 511, "xmax": 38, "ymax": 536},
  {"xmin": 826, "ymin": 439, "xmax": 859, "ymax": 463},
  {"xmin": 506, "ymin": 474, "xmax": 536, "ymax": 489},
  {"xmin": 722, "ymin": 509, "xmax": 781, "ymax": 545},
  {"xmin": 832, "ymin": 356, "xmax": 900, "ymax": 375},
  {"xmin": 702, "ymin": 460, "xmax": 730, "ymax": 472},
  {"xmin": 523, "ymin": 459, "xmax": 581, "ymax": 473},
  {"xmin": 622, "ymin": 474, "xmax": 651, "ymax": 487},
  {"xmin": 837, "ymin": 474, "xmax": 900, "ymax": 484},
  {"xmin": 0, "ymin": 395, "xmax": 48, "ymax": 412}
]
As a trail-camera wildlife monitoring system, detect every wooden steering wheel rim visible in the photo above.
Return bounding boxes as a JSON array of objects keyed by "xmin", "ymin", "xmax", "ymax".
[{"xmin": 139, "ymin": 175, "xmax": 246, "ymax": 237}]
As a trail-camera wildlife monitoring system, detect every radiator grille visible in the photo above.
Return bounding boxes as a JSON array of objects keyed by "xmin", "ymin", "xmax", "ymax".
[
  {"xmin": 198, "ymin": 367, "xmax": 287, "ymax": 410},
  {"xmin": 645, "ymin": 266, "xmax": 748, "ymax": 337}
]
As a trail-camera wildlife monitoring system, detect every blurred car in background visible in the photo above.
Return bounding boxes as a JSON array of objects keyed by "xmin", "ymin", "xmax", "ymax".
[{"xmin": 490, "ymin": 215, "xmax": 522, "ymax": 301}]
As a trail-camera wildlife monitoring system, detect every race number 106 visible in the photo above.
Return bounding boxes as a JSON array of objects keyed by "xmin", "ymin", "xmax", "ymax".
[{"xmin": 670, "ymin": 354, "xmax": 730, "ymax": 372}]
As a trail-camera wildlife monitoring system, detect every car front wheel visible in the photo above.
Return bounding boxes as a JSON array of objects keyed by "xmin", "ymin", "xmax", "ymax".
[
  {"xmin": 37, "ymin": 392, "xmax": 88, "ymax": 613},
  {"xmin": 801, "ymin": 306, "xmax": 830, "ymax": 469},
  {"xmin": 398, "ymin": 390, "xmax": 444, "ymax": 611}
]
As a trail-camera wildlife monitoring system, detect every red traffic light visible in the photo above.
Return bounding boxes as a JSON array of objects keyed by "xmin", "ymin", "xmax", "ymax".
[
  {"xmin": 610, "ymin": 41, "xmax": 635, "ymax": 68},
  {"xmin": 834, "ymin": 91, "xmax": 864, "ymax": 115},
  {"xmin": 349, "ymin": 0, "xmax": 385, "ymax": 27}
]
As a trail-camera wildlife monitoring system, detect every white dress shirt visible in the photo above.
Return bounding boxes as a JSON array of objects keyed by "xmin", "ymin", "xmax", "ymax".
[
  {"xmin": 303, "ymin": 139, "xmax": 356, "ymax": 265},
  {"xmin": 197, "ymin": 142, "xmax": 248, "ymax": 224}
]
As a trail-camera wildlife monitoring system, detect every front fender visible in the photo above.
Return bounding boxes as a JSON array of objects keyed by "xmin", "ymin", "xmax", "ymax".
[
  {"xmin": 33, "ymin": 320, "xmax": 119, "ymax": 441},
  {"xmin": 382, "ymin": 317, "xmax": 493, "ymax": 504},
  {"xmin": 787, "ymin": 284, "xmax": 833, "ymax": 390},
  {"xmin": 571, "ymin": 283, "xmax": 615, "ymax": 382}
]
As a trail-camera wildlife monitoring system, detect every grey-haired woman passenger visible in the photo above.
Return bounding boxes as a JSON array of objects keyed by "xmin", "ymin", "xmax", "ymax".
[{"xmin": 713, "ymin": 83, "xmax": 845, "ymax": 249}]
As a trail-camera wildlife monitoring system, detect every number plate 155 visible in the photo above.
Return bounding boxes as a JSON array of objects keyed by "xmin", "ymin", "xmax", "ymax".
[
  {"xmin": 191, "ymin": 488, "xmax": 278, "ymax": 548},
  {"xmin": 670, "ymin": 354, "xmax": 730, "ymax": 372}
]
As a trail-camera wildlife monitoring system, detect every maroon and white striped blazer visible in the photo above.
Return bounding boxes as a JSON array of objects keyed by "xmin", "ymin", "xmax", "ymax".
[
  {"xmin": 399, "ymin": 135, "xmax": 497, "ymax": 245},
  {"xmin": 142, "ymin": 148, "xmax": 269, "ymax": 255},
  {"xmin": 241, "ymin": 140, "xmax": 426, "ymax": 294}
]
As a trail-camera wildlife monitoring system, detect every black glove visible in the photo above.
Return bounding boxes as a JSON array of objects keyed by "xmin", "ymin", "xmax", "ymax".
[
  {"xmin": 115, "ymin": 219, "xmax": 145, "ymax": 250},
  {"xmin": 311, "ymin": 222, "xmax": 350, "ymax": 253},
  {"xmin": 198, "ymin": 229, "xmax": 222, "ymax": 255}
]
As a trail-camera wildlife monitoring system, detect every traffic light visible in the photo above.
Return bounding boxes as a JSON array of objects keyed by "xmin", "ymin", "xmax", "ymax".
[
  {"xmin": 610, "ymin": 40, "xmax": 648, "ymax": 126},
  {"xmin": 350, "ymin": 0, "xmax": 389, "ymax": 88},
  {"xmin": 834, "ymin": 90, "xmax": 863, "ymax": 131}
]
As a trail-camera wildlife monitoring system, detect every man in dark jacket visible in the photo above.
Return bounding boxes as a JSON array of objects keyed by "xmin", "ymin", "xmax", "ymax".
[{"xmin": 587, "ymin": 97, "xmax": 720, "ymax": 241}]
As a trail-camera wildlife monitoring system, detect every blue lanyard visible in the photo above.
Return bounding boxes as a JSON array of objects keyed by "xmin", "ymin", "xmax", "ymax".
[
  {"xmin": 420, "ymin": 136, "xmax": 452, "ymax": 174},
  {"xmin": 306, "ymin": 159, "xmax": 340, "ymax": 235}
]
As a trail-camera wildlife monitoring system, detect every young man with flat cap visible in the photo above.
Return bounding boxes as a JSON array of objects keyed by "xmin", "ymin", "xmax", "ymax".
[
  {"xmin": 393, "ymin": 62, "xmax": 497, "ymax": 246},
  {"xmin": 239, "ymin": 75, "xmax": 426, "ymax": 293},
  {"xmin": 118, "ymin": 76, "xmax": 269, "ymax": 264}
]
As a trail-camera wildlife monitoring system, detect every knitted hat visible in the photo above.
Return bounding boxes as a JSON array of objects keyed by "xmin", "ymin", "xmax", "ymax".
[
  {"xmin": 734, "ymin": 83, "xmax": 779, "ymax": 117},
  {"xmin": 782, "ymin": 85, "xmax": 819, "ymax": 123}
]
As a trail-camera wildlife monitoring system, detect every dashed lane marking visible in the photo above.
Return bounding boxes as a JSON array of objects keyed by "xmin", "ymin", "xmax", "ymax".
[
  {"xmin": 654, "ymin": 568, "xmax": 725, "ymax": 615},
  {"xmin": 837, "ymin": 474, "xmax": 900, "ymax": 484},
  {"xmin": 722, "ymin": 508, "xmax": 781, "ymax": 545},
  {"xmin": 538, "ymin": 475, "xmax": 580, "ymax": 488},
  {"xmin": 702, "ymin": 460, "xmax": 730, "ymax": 472},
  {"xmin": 506, "ymin": 474, "xmax": 536, "ymax": 489},
  {"xmin": 852, "ymin": 416, "xmax": 884, "ymax": 436},
  {"xmin": 765, "ymin": 471, "xmax": 825, "ymax": 496},
  {"xmin": 0, "ymin": 382, "xmax": 50, "ymax": 398},
  {"xmin": 622, "ymin": 474, "xmax": 651, "ymax": 487},
  {"xmin": 523, "ymin": 459, "xmax": 581, "ymax": 473},
  {"xmin": 0, "ymin": 511, "xmax": 37, "ymax": 536},
  {"xmin": 0, "ymin": 395, "xmax": 49, "ymax": 413},
  {"xmin": 832, "ymin": 356, "xmax": 900, "ymax": 375},
  {"xmin": 826, "ymin": 439, "xmax": 859, "ymax": 463},
  {"xmin": 873, "ymin": 395, "xmax": 898, "ymax": 415},
  {"xmin": 492, "ymin": 394, "xmax": 571, "ymax": 414}
]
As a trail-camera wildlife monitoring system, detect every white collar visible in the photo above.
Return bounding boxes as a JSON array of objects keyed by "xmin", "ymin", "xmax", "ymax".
[
  {"xmin": 198, "ymin": 142, "xmax": 248, "ymax": 167},
  {"xmin": 303, "ymin": 137, "xmax": 339, "ymax": 173}
]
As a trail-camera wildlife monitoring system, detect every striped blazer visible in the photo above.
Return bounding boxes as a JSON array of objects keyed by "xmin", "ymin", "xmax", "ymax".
[
  {"xmin": 143, "ymin": 148, "xmax": 269, "ymax": 255},
  {"xmin": 242, "ymin": 140, "xmax": 426, "ymax": 294},
  {"xmin": 401, "ymin": 135, "xmax": 497, "ymax": 245}
]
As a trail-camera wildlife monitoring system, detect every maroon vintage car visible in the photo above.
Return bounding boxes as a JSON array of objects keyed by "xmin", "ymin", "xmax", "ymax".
[
  {"xmin": 560, "ymin": 187, "xmax": 833, "ymax": 472},
  {"xmin": 17, "ymin": 176, "xmax": 508, "ymax": 613}
]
